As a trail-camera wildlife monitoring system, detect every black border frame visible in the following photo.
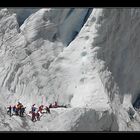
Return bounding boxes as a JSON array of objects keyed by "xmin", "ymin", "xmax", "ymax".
[
  {"xmin": 1, "ymin": 0, "xmax": 140, "ymax": 7},
  {"xmin": 0, "ymin": 0, "xmax": 140, "ymax": 138}
]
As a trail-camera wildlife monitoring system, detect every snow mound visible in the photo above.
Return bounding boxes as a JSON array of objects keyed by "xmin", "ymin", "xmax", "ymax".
[{"xmin": 47, "ymin": 108, "xmax": 118, "ymax": 131}]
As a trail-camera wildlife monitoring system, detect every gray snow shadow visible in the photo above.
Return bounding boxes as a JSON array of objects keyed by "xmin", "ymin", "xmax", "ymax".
[
  {"xmin": 20, "ymin": 116, "xmax": 30, "ymax": 130},
  {"xmin": 92, "ymin": 9, "xmax": 140, "ymax": 105},
  {"xmin": 10, "ymin": 8, "xmax": 39, "ymax": 27}
]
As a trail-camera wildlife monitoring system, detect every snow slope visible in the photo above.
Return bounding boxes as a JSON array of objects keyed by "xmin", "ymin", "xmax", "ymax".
[{"xmin": 1, "ymin": 8, "xmax": 140, "ymax": 131}]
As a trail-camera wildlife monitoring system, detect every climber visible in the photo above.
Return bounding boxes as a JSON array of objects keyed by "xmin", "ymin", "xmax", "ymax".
[
  {"xmin": 31, "ymin": 104, "xmax": 37, "ymax": 122},
  {"xmin": 7, "ymin": 105, "xmax": 12, "ymax": 117},
  {"xmin": 36, "ymin": 110, "xmax": 40, "ymax": 121},
  {"xmin": 20, "ymin": 106, "xmax": 26, "ymax": 117},
  {"xmin": 49, "ymin": 103, "xmax": 53, "ymax": 108},
  {"xmin": 31, "ymin": 104, "xmax": 36, "ymax": 112},
  {"xmin": 16, "ymin": 102, "xmax": 22, "ymax": 115},
  {"xmin": 54, "ymin": 101, "xmax": 58, "ymax": 108},
  {"xmin": 15, "ymin": 107, "xmax": 19, "ymax": 115},
  {"xmin": 45, "ymin": 106, "xmax": 50, "ymax": 114},
  {"xmin": 38, "ymin": 105, "xmax": 44, "ymax": 114},
  {"xmin": 19, "ymin": 103, "xmax": 23, "ymax": 116},
  {"xmin": 13, "ymin": 105, "xmax": 16, "ymax": 114},
  {"xmin": 31, "ymin": 112, "xmax": 36, "ymax": 122},
  {"xmin": 53, "ymin": 101, "xmax": 67, "ymax": 108},
  {"xmin": 51, "ymin": 101, "xmax": 58, "ymax": 108}
]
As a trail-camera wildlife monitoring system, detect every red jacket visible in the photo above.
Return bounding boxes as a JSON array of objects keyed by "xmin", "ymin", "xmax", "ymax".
[{"xmin": 39, "ymin": 106, "xmax": 43, "ymax": 111}]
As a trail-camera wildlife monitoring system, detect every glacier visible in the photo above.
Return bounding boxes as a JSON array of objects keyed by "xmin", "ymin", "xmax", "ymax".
[{"xmin": 1, "ymin": 8, "xmax": 140, "ymax": 131}]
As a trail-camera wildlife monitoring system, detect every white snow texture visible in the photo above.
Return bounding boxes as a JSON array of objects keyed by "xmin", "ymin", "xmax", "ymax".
[{"xmin": 0, "ymin": 8, "xmax": 140, "ymax": 131}]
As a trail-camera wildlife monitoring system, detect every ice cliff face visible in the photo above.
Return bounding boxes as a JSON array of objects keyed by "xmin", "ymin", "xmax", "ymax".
[
  {"xmin": 7, "ymin": 8, "xmax": 39, "ymax": 26},
  {"xmin": 1, "ymin": 8, "xmax": 140, "ymax": 131}
]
